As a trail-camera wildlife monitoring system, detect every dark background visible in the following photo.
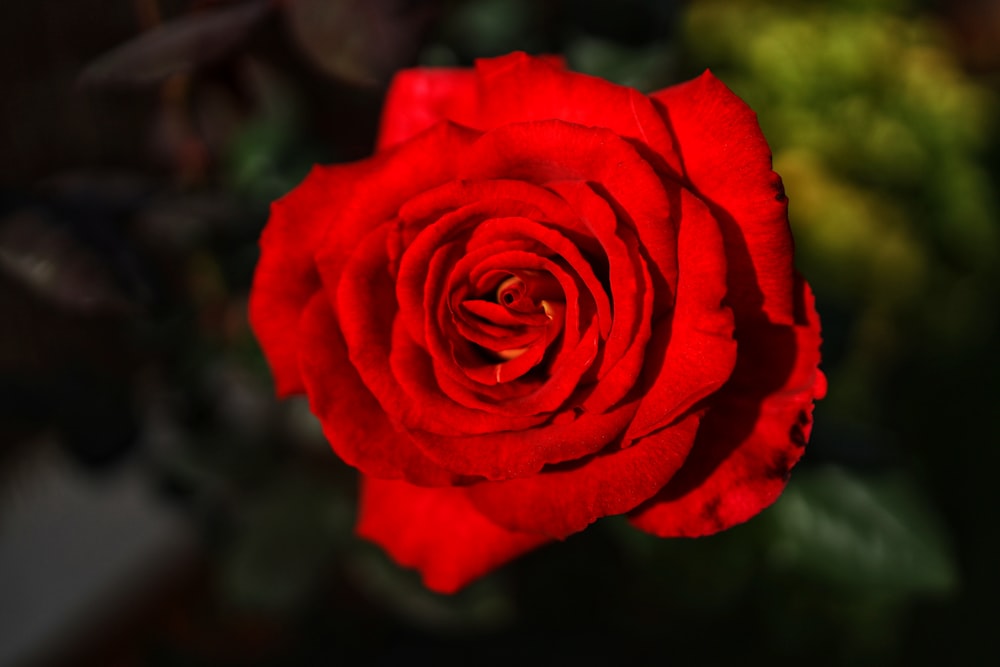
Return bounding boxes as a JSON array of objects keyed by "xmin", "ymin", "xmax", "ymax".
[{"xmin": 1, "ymin": 0, "xmax": 998, "ymax": 664}]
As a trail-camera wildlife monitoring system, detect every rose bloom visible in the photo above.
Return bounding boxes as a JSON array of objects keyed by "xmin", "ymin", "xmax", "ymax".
[{"xmin": 250, "ymin": 53, "xmax": 825, "ymax": 593}]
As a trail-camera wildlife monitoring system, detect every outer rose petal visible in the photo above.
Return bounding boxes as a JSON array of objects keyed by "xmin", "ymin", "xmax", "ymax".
[
  {"xmin": 377, "ymin": 69, "xmax": 478, "ymax": 151},
  {"xmin": 467, "ymin": 411, "xmax": 702, "ymax": 539},
  {"xmin": 378, "ymin": 52, "xmax": 684, "ymax": 175},
  {"xmin": 473, "ymin": 52, "xmax": 683, "ymax": 178},
  {"xmin": 628, "ymin": 278, "xmax": 825, "ymax": 536},
  {"xmin": 250, "ymin": 163, "xmax": 376, "ymax": 396},
  {"xmin": 298, "ymin": 293, "xmax": 459, "ymax": 486},
  {"xmin": 652, "ymin": 71, "xmax": 796, "ymax": 326},
  {"xmin": 357, "ymin": 476, "xmax": 550, "ymax": 594}
]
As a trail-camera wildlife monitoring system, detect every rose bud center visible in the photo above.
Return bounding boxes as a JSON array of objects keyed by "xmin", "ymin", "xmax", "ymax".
[
  {"xmin": 453, "ymin": 267, "xmax": 566, "ymax": 373},
  {"xmin": 487, "ymin": 271, "xmax": 563, "ymax": 362}
]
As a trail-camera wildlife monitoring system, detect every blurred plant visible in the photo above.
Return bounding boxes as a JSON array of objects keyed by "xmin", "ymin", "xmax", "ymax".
[
  {"xmin": 80, "ymin": 0, "xmax": 437, "ymax": 89},
  {"xmin": 672, "ymin": 0, "xmax": 999, "ymax": 661},
  {"xmin": 78, "ymin": 0, "xmax": 274, "ymax": 87},
  {"xmin": 683, "ymin": 0, "xmax": 999, "ymax": 415}
]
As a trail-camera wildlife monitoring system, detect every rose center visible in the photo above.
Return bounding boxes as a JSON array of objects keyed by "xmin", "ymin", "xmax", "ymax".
[
  {"xmin": 479, "ymin": 271, "xmax": 564, "ymax": 362},
  {"xmin": 495, "ymin": 272, "xmax": 562, "ymax": 311}
]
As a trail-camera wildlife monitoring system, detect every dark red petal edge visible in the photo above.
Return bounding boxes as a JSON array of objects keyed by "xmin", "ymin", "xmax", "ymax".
[
  {"xmin": 628, "ymin": 277, "xmax": 825, "ymax": 536},
  {"xmin": 250, "ymin": 162, "xmax": 376, "ymax": 397}
]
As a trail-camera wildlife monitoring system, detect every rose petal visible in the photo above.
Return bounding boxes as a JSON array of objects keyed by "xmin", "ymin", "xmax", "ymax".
[
  {"xmin": 314, "ymin": 121, "xmax": 481, "ymax": 301},
  {"xmin": 423, "ymin": 240, "xmax": 596, "ymax": 411},
  {"xmin": 474, "ymin": 52, "xmax": 683, "ymax": 178},
  {"xmin": 652, "ymin": 71, "xmax": 796, "ymax": 326},
  {"xmin": 298, "ymin": 292, "xmax": 459, "ymax": 486},
  {"xmin": 378, "ymin": 68, "xmax": 479, "ymax": 151},
  {"xmin": 250, "ymin": 163, "xmax": 375, "ymax": 396},
  {"xmin": 462, "ymin": 217, "xmax": 612, "ymax": 339},
  {"xmin": 394, "ymin": 182, "xmax": 581, "ymax": 350},
  {"xmin": 459, "ymin": 120, "xmax": 678, "ymax": 314},
  {"xmin": 420, "ymin": 312, "xmax": 601, "ymax": 423},
  {"xmin": 376, "ymin": 52, "xmax": 682, "ymax": 183},
  {"xmin": 426, "ymin": 244, "xmax": 602, "ymax": 415},
  {"xmin": 547, "ymin": 180, "xmax": 654, "ymax": 413},
  {"xmin": 398, "ymin": 178, "xmax": 582, "ymax": 234},
  {"xmin": 628, "ymin": 277, "xmax": 825, "ymax": 536},
  {"xmin": 339, "ymin": 224, "xmax": 548, "ymax": 437},
  {"xmin": 467, "ymin": 411, "xmax": 702, "ymax": 538},
  {"xmin": 460, "ymin": 299, "xmax": 550, "ymax": 329},
  {"xmin": 623, "ymin": 188, "xmax": 737, "ymax": 442},
  {"xmin": 396, "ymin": 317, "xmax": 630, "ymax": 481},
  {"xmin": 453, "ymin": 308, "xmax": 548, "ymax": 355},
  {"xmin": 356, "ymin": 475, "xmax": 550, "ymax": 594}
]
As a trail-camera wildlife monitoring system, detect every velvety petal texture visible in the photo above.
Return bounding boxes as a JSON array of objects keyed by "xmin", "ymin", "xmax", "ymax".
[
  {"xmin": 651, "ymin": 72, "xmax": 797, "ymax": 326},
  {"xmin": 248, "ymin": 52, "xmax": 823, "ymax": 594},
  {"xmin": 249, "ymin": 163, "xmax": 374, "ymax": 396}
]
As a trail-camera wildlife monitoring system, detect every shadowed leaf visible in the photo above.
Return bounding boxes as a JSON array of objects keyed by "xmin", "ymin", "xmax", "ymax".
[
  {"xmin": 79, "ymin": 0, "xmax": 272, "ymax": 87},
  {"xmin": 766, "ymin": 466, "xmax": 957, "ymax": 595},
  {"xmin": 0, "ymin": 210, "xmax": 133, "ymax": 313}
]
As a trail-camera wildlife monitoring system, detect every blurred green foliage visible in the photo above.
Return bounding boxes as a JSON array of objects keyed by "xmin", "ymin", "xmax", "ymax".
[
  {"xmin": 668, "ymin": 0, "xmax": 998, "ymax": 661},
  {"xmin": 682, "ymin": 0, "xmax": 999, "ymax": 417},
  {"xmin": 766, "ymin": 466, "xmax": 956, "ymax": 594}
]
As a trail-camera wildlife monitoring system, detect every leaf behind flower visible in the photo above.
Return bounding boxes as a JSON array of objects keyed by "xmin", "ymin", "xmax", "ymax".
[
  {"xmin": 765, "ymin": 465, "xmax": 957, "ymax": 595},
  {"xmin": 78, "ymin": 0, "xmax": 272, "ymax": 87}
]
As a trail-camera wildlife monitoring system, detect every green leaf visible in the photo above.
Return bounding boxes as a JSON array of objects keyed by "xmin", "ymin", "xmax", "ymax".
[{"xmin": 766, "ymin": 465, "xmax": 957, "ymax": 595}]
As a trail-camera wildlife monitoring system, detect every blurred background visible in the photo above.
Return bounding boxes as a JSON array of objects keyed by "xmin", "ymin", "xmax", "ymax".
[{"xmin": 1, "ymin": 0, "xmax": 997, "ymax": 664}]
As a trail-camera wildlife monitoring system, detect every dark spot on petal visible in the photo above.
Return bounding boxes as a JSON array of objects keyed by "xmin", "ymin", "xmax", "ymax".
[
  {"xmin": 701, "ymin": 496, "xmax": 724, "ymax": 529},
  {"xmin": 771, "ymin": 450, "xmax": 793, "ymax": 481},
  {"xmin": 789, "ymin": 411, "xmax": 810, "ymax": 448},
  {"xmin": 774, "ymin": 181, "xmax": 787, "ymax": 203}
]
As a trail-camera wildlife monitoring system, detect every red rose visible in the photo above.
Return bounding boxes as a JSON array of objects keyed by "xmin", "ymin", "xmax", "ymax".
[{"xmin": 250, "ymin": 53, "xmax": 825, "ymax": 593}]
